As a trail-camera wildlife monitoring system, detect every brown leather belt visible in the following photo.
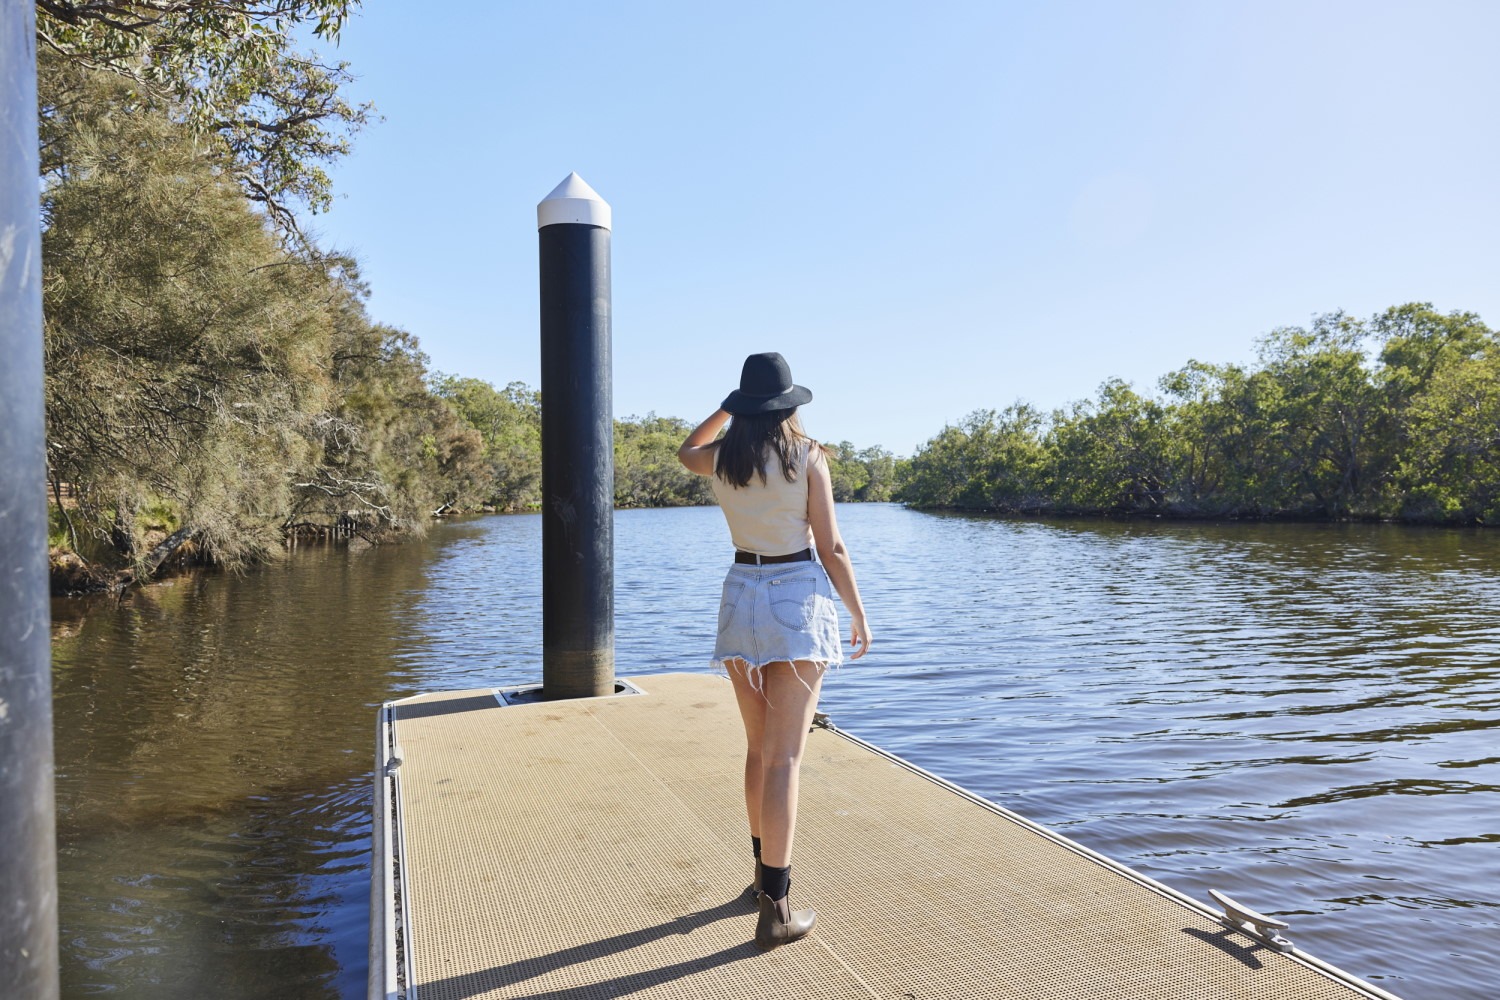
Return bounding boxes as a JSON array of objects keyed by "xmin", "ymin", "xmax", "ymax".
[{"xmin": 734, "ymin": 548, "xmax": 813, "ymax": 565}]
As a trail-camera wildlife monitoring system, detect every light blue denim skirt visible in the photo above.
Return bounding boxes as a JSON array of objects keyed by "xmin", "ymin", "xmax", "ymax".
[{"xmin": 711, "ymin": 559, "xmax": 843, "ymax": 681}]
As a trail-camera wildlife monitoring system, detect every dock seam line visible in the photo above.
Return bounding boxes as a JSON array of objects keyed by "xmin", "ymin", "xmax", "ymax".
[{"xmin": 809, "ymin": 933, "xmax": 881, "ymax": 999}]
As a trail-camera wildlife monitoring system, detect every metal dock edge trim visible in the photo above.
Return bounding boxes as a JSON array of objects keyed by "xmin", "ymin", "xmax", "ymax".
[
  {"xmin": 372, "ymin": 702, "xmax": 416, "ymax": 1000},
  {"xmin": 815, "ymin": 716, "xmax": 1407, "ymax": 1000}
]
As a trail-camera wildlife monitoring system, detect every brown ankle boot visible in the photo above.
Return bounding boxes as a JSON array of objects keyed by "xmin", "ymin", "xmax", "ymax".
[
  {"xmin": 744, "ymin": 865, "xmax": 761, "ymax": 907},
  {"xmin": 754, "ymin": 890, "xmax": 816, "ymax": 949}
]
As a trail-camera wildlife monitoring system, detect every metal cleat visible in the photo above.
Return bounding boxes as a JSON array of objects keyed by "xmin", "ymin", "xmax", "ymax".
[{"xmin": 1209, "ymin": 889, "xmax": 1294, "ymax": 952}]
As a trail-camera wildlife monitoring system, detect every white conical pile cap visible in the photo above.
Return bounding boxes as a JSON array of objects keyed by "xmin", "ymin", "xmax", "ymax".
[{"xmin": 537, "ymin": 172, "xmax": 612, "ymax": 230}]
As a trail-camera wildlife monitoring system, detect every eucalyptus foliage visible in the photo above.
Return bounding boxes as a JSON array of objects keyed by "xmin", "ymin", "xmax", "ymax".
[
  {"xmin": 40, "ymin": 53, "xmax": 474, "ymax": 586},
  {"xmin": 613, "ymin": 415, "xmax": 712, "ymax": 508},
  {"xmin": 431, "ymin": 376, "xmax": 543, "ymax": 512},
  {"xmin": 37, "ymin": 0, "xmax": 371, "ymax": 237},
  {"xmin": 43, "ymin": 51, "xmax": 334, "ymax": 570},
  {"xmin": 822, "ymin": 441, "xmax": 898, "ymax": 502}
]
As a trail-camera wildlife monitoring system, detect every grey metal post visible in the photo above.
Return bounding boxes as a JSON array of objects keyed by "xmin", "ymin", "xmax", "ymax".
[
  {"xmin": 537, "ymin": 173, "xmax": 615, "ymax": 699},
  {"xmin": 0, "ymin": 2, "xmax": 60, "ymax": 998}
]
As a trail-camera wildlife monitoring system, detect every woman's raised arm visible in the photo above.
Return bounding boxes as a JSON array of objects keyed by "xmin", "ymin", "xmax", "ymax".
[{"xmin": 678, "ymin": 409, "xmax": 731, "ymax": 476}]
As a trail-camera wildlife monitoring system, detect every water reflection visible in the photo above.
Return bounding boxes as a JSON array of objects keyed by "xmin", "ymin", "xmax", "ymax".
[
  {"xmin": 53, "ymin": 539, "xmax": 443, "ymax": 998},
  {"xmin": 51, "ymin": 507, "xmax": 1500, "ymax": 1000}
]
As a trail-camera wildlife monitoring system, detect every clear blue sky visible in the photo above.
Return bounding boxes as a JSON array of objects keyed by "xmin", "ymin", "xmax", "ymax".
[{"xmin": 310, "ymin": 1, "xmax": 1500, "ymax": 456}]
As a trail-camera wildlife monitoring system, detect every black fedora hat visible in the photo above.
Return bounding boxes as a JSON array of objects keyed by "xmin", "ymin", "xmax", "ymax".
[{"xmin": 722, "ymin": 352, "xmax": 813, "ymax": 415}]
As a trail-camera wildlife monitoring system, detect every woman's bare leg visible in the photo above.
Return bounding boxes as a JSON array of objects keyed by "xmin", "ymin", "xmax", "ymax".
[
  {"xmin": 755, "ymin": 660, "xmax": 824, "ymax": 869},
  {"xmin": 726, "ymin": 658, "xmax": 768, "ymax": 838}
]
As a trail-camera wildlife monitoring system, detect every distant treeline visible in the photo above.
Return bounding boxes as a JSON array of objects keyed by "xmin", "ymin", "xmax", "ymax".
[
  {"xmin": 900, "ymin": 304, "xmax": 1500, "ymax": 524},
  {"xmin": 405, "ymin": 394, "xmax": 898, "ymax": 512}
]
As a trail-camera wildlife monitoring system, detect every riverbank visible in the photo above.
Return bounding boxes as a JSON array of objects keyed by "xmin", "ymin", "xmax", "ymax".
[
  {"xmin": 905, "ymin": 501, "xmax": 1495, "ymax": 526},
  {"xmin": 46, "ymin": 514, "xmax": 397, "ymax": 597},
  {"xmin": 43, "ymin": 491, "xmax": 528, "ymax": 597}
]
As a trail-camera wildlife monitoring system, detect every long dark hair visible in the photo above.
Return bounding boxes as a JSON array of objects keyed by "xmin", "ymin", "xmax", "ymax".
[{"xmin": 714, "ymin": 409, "xmax": 813, "ymax": 489}]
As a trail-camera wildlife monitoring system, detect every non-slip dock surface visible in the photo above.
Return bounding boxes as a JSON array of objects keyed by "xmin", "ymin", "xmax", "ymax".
[{"xmin": 389, "ymin": 672, "xmax": 1386, "ymax": 1000}]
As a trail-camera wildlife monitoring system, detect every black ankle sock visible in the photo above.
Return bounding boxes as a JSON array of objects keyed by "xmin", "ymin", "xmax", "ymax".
[
  {"xmin": 760, "ymin": 862, "xmax": 790, "ymax": 901},
  {"xmin": 751, "ymin": 836, "xmax": 762, "ymax": 860}
]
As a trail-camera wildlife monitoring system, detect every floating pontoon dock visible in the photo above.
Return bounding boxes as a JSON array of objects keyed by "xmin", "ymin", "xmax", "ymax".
[{"xmin": 372, "ymin": 672, "xmax": 1403, "ymax": 1000}]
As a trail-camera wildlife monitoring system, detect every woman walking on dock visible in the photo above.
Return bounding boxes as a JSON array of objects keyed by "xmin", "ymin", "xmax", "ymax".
[{"xmin": 678, "ymin": 352, "xmax": 871, "ymax": 950}]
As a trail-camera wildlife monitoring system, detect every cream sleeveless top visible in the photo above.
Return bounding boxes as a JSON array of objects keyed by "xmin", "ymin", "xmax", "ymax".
[{"xmin": 710, "ymin": 440, "xmax": 817, "ymax": 556}]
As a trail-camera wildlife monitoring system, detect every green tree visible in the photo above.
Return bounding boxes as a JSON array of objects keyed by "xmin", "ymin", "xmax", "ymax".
[
  {"xmin": 1372, "ymin": 303, "xmax": 1496, "ymax": 517},
  {"xmin": 818, "ymin": 441, "xmax": 897, "ymax": 502},
  {"xmin": 614, "ymin": 414, "xmax": 713, "ymax": 508},
  {"xmin": 43, "ymin": 54, "xmax": 337, "ymax": 572},
  {"xmin": 822, "ymin": 441, "xmax": 869, "ymax": 502},
  {"xmin": 432, "ymin": 376, "xmax": 543, "ymax": 511},
  {"xmin": 1373, "ymin": 303, "xmax": 1494, "ymax": 405},
  {"xmin": 37, "ymin": 0, "xmax": 372, "ymax": 235},
  {"xmin": 294, "ymin": 317, "xmax": 484, "ymax": 533},
  {"xmin": 854, "ymin": 445, "xmax": 897, "ymax": 501},
  {"xmin": 1370, "ymin": 305, "xmax": 1500, "ymax": 522},
  {"xmin": 43, "ymin": 53, "xmax": 479, "ymax": 586},
  {"xmin": 899, "ymin": 406, "xmax": 1048, "ymax": 510},
  {"xmin": 1159, "ymin": 360, "xmax": 1281, "ymax": 514},
  {"xmin": 1396, "ymin": 352, "xmax": 1500, "ymax": 523},
  {"xmin": 1047, "ymin": 379, "xmax": 1173, "ymax": 512},
  {"xmin": 1251, "ymin": 314, "xmax": 1383, "ymax": 516}
]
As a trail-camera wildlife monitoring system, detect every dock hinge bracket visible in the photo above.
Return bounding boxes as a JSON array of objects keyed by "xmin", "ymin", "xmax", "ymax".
[{"xmin": 1209, "ymin": 888, "xmax": 1294, "ymax": 952}]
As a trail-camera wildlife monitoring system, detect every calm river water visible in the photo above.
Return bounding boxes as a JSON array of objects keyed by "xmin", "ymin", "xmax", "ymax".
[{"xmin": 50, "ymin": 504, "xmax": 1500, "ymax": 999}]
